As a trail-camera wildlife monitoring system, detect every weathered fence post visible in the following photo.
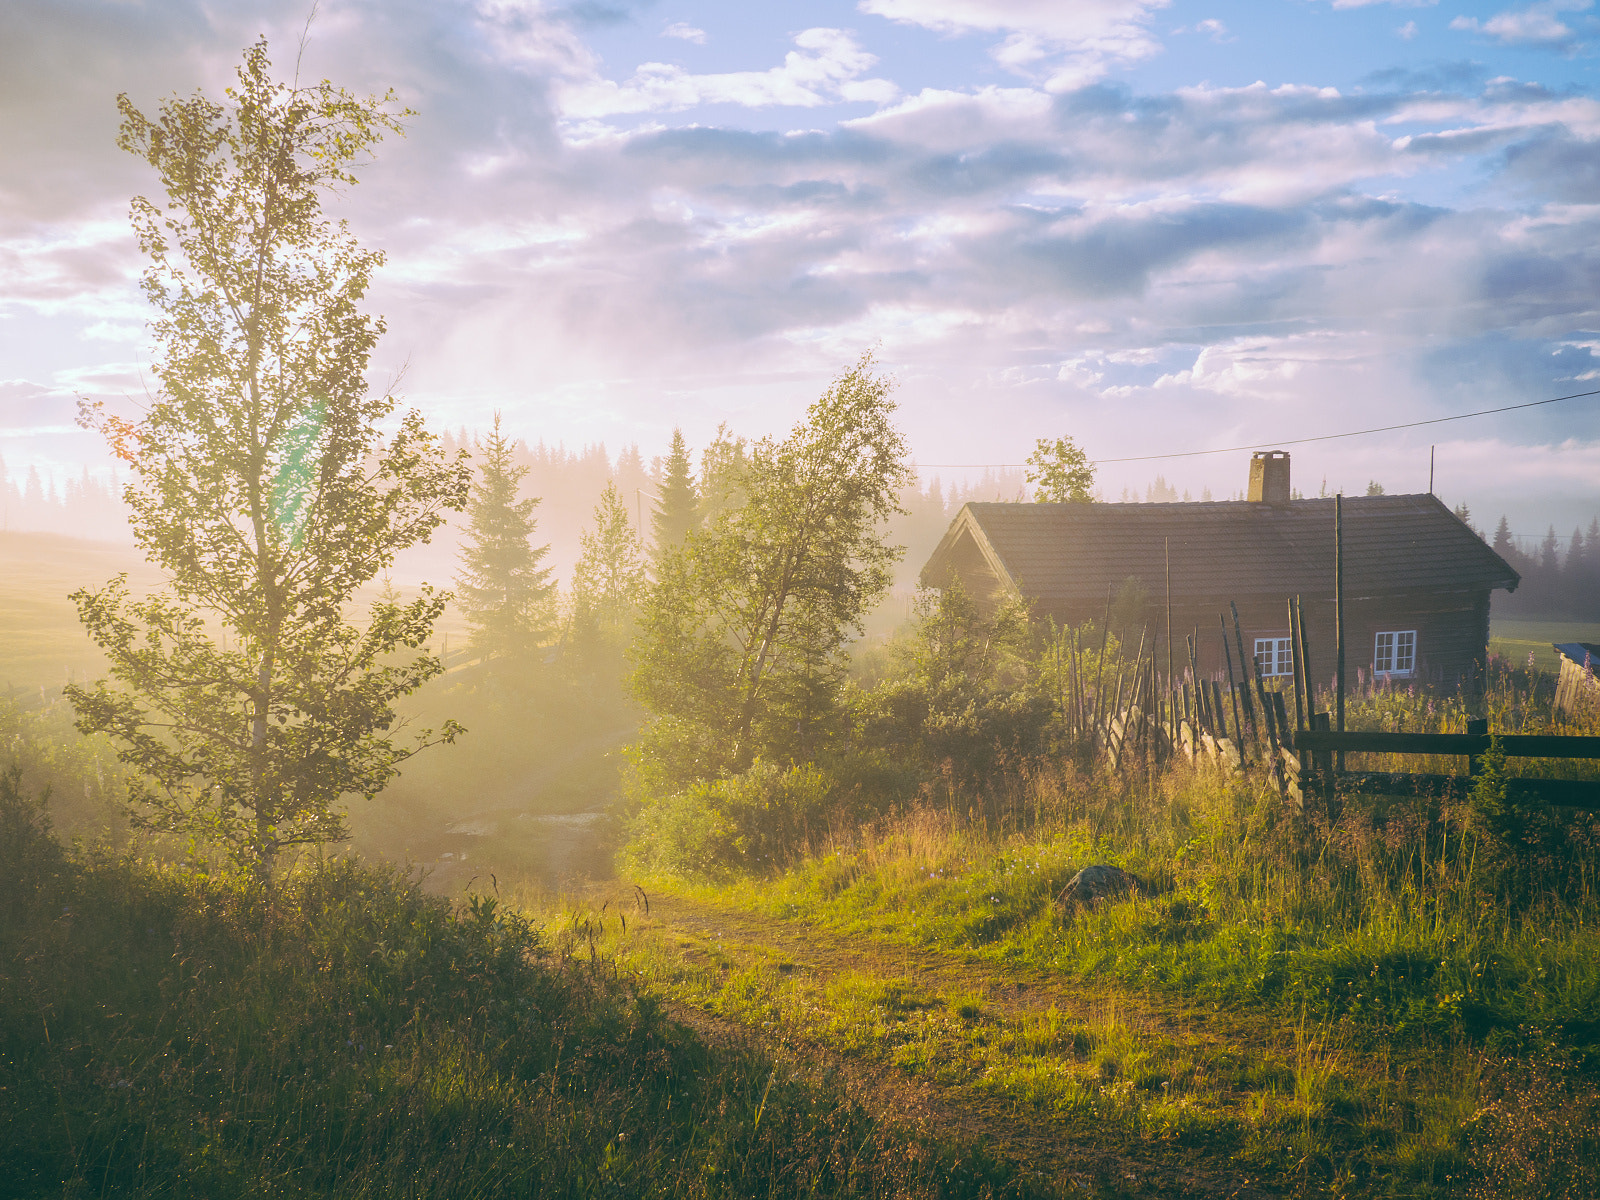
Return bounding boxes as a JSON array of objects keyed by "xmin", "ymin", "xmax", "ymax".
[{"xmin": 1221, "ymin": 616, "xmax": 1249, "ymax": 768}]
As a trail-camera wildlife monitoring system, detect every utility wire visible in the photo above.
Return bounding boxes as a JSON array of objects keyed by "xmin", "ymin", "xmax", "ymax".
[{"xmin": 916, "ymin": 386, "xmax": 1600, "ymax": 470}]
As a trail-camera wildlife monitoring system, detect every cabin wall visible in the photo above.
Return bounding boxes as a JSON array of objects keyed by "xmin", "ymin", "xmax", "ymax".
[
  {"xmin": 1029, "ymin": 588, "xmax": 1496, "ymax": 697},
  {"xmin": 938, "ymin": 529, "xmax": 1009, "ymax": 614}
]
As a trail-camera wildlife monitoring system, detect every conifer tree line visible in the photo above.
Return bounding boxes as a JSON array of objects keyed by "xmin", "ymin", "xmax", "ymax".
[
  {"xmin": 0, "ymin": 457, "xmax": 127, "ymax": 538},
  {"xmin": 1489, "ymin": 515, "xmax": 1600, "ymax": 619},
  {"xmin": 437, "ymin": 419, "xmax": 1034, "ymax": 630}
]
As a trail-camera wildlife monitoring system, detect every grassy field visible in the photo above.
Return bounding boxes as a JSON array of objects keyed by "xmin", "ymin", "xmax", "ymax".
[
  {"xmin": 521, "ymin": 776, "xmax": 1598, "ymax": 1197},
  {"xmin": 0, "ymin": 532, "xmax": 476, "ymax": 697},
  {"xmin": 491, "ymin": 655, "xmax": 1600, "ymax": 1198},
  {"xmin": 1489, "ymin": 616, "xmax": 1600, "ymax": 672},
  {"xmin": 0, "ymin": 532, "xmax": 153, "ymax": 699}
]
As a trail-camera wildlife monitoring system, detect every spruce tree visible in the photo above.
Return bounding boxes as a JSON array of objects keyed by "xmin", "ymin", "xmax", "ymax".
[
  {"xmin": 1560, "ymin": 526, "xmax": 1588, "ymax": 617},
  {"xmin": 1535, "ymin": 525, "xmax": 1561, "ymax": 612},
  {"xmin": 1493, "ymin": 515, "xmax": 1516, "ymax": 560},
  {"xmin": 1540, "ymin": 526, "xmax": 1560, "ymax": 574},
  {"xmin": 1587, "ymin": 518, "xmax": 1600, "ymax": 617},
  {"xmin": 456, "ymin": 414, "xmax": 553, "ymax": 661},
  {"xmin": 573, "ymin": 481, "xmax": 647, "ymax": 627},
  {"xmin": 651, "ymin": 428, "xmax": 699, "ymax": 555}
]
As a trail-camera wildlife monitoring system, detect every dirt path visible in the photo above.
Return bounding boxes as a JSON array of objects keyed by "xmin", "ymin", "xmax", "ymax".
[
  {"xmin": 605, "ymin": 888, "xmax": 1316, "ymax": 1199},
  {"xmin": 645, "ymin": 892, "xmax": 1297, "ymax": 1063},
  {"xmin": 661, "ymin": 997, "xmax": 1272, "ymax": 1200}
]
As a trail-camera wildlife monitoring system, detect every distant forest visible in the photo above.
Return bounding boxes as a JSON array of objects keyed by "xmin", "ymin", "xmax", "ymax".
[
  {"xmin": 1484, "ymin": 514, "xmax": 1600, "ymax": 620},
  {"xmin": 5, "ymin": 444, "xmax": 1593, "ymax": 618},
  {"xmin": 0, "ymin": 437, "xmax": 1029, "ymax": 593}
]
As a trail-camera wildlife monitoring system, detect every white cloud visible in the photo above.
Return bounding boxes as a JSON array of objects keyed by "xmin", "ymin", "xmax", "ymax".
[
  {"xmin": 3, "ymin": 0, "xmax": 1600, "ymax": 530},
  {"xmin": 1397, "ymin": 19, "xmax": 1419, "ymax": 38},
  {"xmin": 1329, "ymin": 0, "xmax": 1437, "ymax": 9},
  {"xmin": 858, "ymin": 0, "xmax": 1169, "ymax": 89},
  {"xmin": 1450, "ymin": 1, "xmax": 1590, "ymax": 48},
  {"xmin": 662, "ymin": 22, "xmax": 707, "ymax": 44},
  {"xmin": 559, "ymin": 28, "xmax": 897, "ymax": 117}
]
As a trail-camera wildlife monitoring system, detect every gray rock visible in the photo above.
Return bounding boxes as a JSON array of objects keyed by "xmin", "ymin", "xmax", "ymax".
[{"xmin": 1057, "ymin": 864, "xmax": 1144, "ymax": 909}]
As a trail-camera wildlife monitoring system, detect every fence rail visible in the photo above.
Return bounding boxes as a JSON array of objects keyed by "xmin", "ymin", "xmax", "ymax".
[
  {"xmin": 1290, "ymin": 731, "xmax": 1600, "ymax": 759},
  {"xmin": 1296, "ymin": 770, "xmax": 1600, "ymax": 809}
]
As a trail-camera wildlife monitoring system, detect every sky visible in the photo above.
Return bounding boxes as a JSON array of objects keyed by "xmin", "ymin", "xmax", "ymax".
[{"xmin": 3, "ymin": 0, "xmax": 1600, "ymax": 542}]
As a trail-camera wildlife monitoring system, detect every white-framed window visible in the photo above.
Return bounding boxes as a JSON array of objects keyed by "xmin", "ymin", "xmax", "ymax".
[
  {"xmin": 1373, "ymin": 630, "xmax": 1417, "ymax": 677},
  {"xmin": 1254, "ymin": 637, "xmax": 1293, "ymax": 678}
]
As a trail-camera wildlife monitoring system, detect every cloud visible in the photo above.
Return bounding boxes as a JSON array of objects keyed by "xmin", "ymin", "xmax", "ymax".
[
  {"xmin": 1499, "ymin": 128, "xmax": 1600, "ymax": 200},
  {"xmin": 858, "ymin": 0, "xmax": 1169, "ymax": 89},
  {"xmin": 1450, "ymin": 1, "xmax": 1590, "ymax": 49},
  {"xmin": 2, "ymin": 0, "xmax": 1599, "ymax": 528},
  {"xmin": 559, "ymin": 28, "xmax": 898, "ymax": 117},
  {"xmin": 661, "ymin": 22, "xmax": 707, "ymax": 44},
  {"xmin": 1329, "ymin": 0, "xmax": 1437, "ymax": 9},
  {"xmin": 1173, "ymin": 18, "xmax": 1233, "ymax": 41},
  {"xmin": 1397, "ymin": 20, "xmax": 1419, "ymax": 38}
]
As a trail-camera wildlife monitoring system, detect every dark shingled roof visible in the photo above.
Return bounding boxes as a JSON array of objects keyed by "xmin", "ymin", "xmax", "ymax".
[{"xmin": 921, "ymin": 493, "xmax": 1520, "ymax": 604}]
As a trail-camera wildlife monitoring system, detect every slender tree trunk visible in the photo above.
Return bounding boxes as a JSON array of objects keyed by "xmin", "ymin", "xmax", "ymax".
[
  {"xmin": 252, "ymin": 652, "xmax": 274, "ymax": 887},
  {"xmin": 733, "ymin": 486, "xmax": 818, "ymax": 760},
  {"xmin": 734, "ymin": 583, "xmax": 792, "ymax": 763}
]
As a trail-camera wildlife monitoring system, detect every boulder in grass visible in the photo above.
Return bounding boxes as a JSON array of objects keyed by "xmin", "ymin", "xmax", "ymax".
[{"xmin": 1056, "ymin": 864, "xmax": 1144, "ymax": 911}]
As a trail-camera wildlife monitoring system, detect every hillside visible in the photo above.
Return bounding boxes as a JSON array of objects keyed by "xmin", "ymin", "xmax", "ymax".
[{"xmin": 0, "ymin": 778, "xmax": 1047, "ymax": 1200}]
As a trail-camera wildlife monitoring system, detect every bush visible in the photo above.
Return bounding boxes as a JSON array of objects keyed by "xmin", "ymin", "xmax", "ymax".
[
  {"xmin": 0, "ymin": 694, "xmax": 128, "ymax": 841},
  {"xmin": 625, "ymin": 760, "xmax": 836, "ymax": 878},
  {"xmin": 845, "ymin": 585, "xmax": 1063, "ymax": 800},
  {"xmin": 816, "ymin": 747, "xmax": 924, "ymax": 824},
  {"xmin": 1469, "ymin": 733, "xmax": 1585, "ymax": 909}
]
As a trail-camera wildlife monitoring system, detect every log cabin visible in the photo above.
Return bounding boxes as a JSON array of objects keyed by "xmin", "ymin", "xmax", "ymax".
[{"xmin": 919, "ymin": 452, "xmax": 1520, "ymax": 693}]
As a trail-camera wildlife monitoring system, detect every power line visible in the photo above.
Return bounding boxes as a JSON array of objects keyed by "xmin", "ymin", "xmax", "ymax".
[{"xmin": 915, "ymin": 386, "xmax": 1600, "ymax": 470}]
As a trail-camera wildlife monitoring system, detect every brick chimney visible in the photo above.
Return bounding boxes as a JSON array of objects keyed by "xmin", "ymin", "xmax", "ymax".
[{"xmin": 1248, "ymin": 451, "xmax": 1291, "ymax": 504}]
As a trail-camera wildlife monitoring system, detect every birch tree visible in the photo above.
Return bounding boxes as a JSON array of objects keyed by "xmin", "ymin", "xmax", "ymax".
[
  {"xmin": 1026, "ymin": 436, "xmax": 1095, "ymax": 503},
  {"xmin": 633, "ymin": 354, "xmax": 909, "ymax": 777},
  {"xmin": 66, "ymin": 42, "xmax": 469, "ymax": 881}
]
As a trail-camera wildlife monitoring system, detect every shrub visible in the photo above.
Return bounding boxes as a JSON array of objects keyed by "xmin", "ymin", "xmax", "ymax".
[
  {"xmin": 626, "ymin": 760, "xmax": 840, "ymax": 878},
  {"xmin": 816, "ymin": 747, "xmax": 924, "ymax": 824},
  {"xmin": 0, "ymin": 694, "xmax": 128, "ymax": 841}
]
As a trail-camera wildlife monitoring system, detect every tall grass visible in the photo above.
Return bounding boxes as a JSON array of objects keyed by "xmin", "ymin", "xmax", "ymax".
[
  {"xmin": 0, "ymin": 769, "xmax": 1051, "ymax": 1199},
  {"xmin": 618, "ymin": 665, "xmax": 1600, "ymax": 1189},
  {"xmin": 730, "ymin": 755, "xmax": 1600, "ymax": 1049},
  {"xmin": 650, "ymin": 658, "xmax": 1600, "ymax": 1046}
]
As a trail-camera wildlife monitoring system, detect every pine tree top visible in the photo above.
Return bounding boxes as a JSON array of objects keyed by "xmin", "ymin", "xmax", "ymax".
[{"xmin": 651, "ymin": 427, "xmax": 699, "ymax": 555}]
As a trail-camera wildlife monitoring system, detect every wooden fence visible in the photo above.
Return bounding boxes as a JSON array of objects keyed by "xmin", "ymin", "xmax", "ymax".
[{"xmin": 1047, "ymin": 506, "xmax": 1600, "ymax": 809}]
